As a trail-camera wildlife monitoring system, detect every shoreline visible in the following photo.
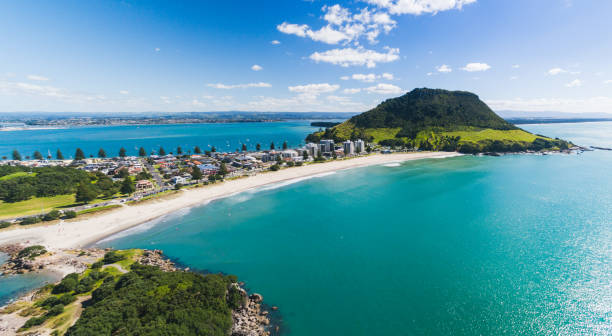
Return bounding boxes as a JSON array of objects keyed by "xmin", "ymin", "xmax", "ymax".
[{"xmin": 0, "ymin": 152, "xmax": 461, "ymax": 250}]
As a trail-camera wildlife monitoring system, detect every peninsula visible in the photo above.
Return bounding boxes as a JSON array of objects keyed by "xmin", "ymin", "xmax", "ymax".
[{"xmin": 307, "ymin": 88, "xmax": 572, "ymax": 153}]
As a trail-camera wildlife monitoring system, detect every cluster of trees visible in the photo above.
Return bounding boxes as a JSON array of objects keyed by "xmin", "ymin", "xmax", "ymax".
[
  {"xmin": 75, "ymin": 173, "xmax": 134, "ymax": 203},
  {"xmin": 0, "ymin": 166, "xmax": 90, "ymax": 203},
  {"xmin": 66, "ymin": 264, "xmax": 240, "ymax": 336},
  {"xmin": 16, "ymin": 210, "xmax": 77, "ymax": 226},
  {"xmin": 8, "ymin": 141, "xmax": 296, "ymax": 162}
]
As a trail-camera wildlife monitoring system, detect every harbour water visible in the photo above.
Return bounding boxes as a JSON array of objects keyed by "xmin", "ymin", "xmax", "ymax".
[
  {"xmin": 98, "ymin": 122, "xmax": 612, "ymax": 334},
  {"xmin": 0, "ymin": 121, "xmax": 321, "ymax": 159}
]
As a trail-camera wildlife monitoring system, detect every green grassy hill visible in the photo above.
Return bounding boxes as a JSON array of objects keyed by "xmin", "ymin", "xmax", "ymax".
[{"xmin": 307, "ymin": 88, "xmax": 571, "ymax": 153}]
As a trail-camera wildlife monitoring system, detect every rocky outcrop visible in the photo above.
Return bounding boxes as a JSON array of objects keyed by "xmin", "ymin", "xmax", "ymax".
[
  {"xmin": 231, "ymin": 289, "xmax": 272, "ymax": 336},
  {"xmin": 137, "ymin": 249, "xmax": 177, "ymax": 271}
]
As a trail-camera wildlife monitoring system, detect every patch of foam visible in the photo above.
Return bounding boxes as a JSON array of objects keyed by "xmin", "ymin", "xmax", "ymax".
[{"xmin": 382, "ymin": 162, "xmax": 401, "ymax": 167}]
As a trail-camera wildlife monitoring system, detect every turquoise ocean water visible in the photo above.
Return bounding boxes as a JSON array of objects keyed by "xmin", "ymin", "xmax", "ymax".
[
  {"xmin": 0, "ymin": 252, "xmax": 58, "ymax": 306},
  {"xmin": 0, "ymin": 121, "xmax": 321, "ymax": 159},
  {"xmin": 2, "ymin": 121, "xmax": 612, "ymax": 334},
  {"xmin": 93, "ymin": 122, "xmax": 612, "ymax": 335}
]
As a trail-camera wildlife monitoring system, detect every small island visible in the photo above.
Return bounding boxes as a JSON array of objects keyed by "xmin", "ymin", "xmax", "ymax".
[{"xmin": 307, "ymin": 88, "xmax": 573, "ymax": 153}]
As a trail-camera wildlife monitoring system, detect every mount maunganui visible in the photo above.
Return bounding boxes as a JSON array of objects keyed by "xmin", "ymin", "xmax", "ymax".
[{"xmin": 307, "ymin": 88, "xmax": 571, "ymax": 153}]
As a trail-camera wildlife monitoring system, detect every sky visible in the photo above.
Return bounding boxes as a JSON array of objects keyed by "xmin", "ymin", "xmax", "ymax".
[{"xmin": 1, "ymin": 0, "xmax": 612, "ymax": 114}]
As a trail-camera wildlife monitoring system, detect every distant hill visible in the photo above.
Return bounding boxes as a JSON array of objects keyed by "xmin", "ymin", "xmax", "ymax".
[{"xmin": 307, "ymin": 88, "xmax": 571, "ymax": 153}]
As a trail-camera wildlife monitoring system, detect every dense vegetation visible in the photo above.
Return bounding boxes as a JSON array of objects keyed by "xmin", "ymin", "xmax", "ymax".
[
  {"xmin": 0, "ymin": 166, "xmax": 131, "ymax": 204},
  {"xmin": 65, "ymin": 264, "xmax": 238, "ymax": 336},
  {"xmin": 307, "ymin": 88, "xmax": 571, "ymax": 153},
  {"xmin": 0, "ymin": 166, "xmax": 90, "ymax": 203}
]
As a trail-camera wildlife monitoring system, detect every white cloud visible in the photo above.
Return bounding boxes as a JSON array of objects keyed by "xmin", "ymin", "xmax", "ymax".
[
  {"xmin": 512, "ymin": 64, "xmax": 520, "ymax": 69},
  {"xmin": 251, "ymin": 64, "xmax": 263, "ymax": 71},
  {"xmin": 270, "ymin": 40, "xmax": 281, "ymax": 45},
  {"xmin": 565, "ymin": 79, "xmax": 583, "ymax": 88},
  {"xmin": 509, "ymin": 76, "xmax": 518, "ymax": 80},
  {"xmin": 340, "ymin": 76, "xmax": 350, "ymax": 80},
  {"xmin": 365, "ymin": 83, "xmax": 403, "ymax": 94},
  {"xmin": 119, "ymin": 90, "xmax": 129, "ymax": 95},
  {"xmin": 486, "ymin": 96, "xmax": 612, "ymax": 113},
  {"xmin": 288, "ymin": 83, "xmax": 339, "ymax": 95},
  {"xmin": 461, "ymin": 62, "xmax": 491, "ymax": 72},
  {"xmin": 207, "ymin": 82, "xmax": 272, "ymax": 89},
  {"xmin": 548, "ymin": 67, "xmax": 566, "ymax": 75},
  {"xmin": 352, "ymin": 73, "xmax": 377, "ymax": 82},
  {"xmin": 277, "ymin": 5, "xmax": 397, "ymax": 45},
  {"xmin": 155, "ymin": 47, "xmax": 160, "ymax": 52},
  {"xmin": 364, "ymin": 0, "xmax": 476, "ymax": 15},
  {"xmin": 343, "ymin": 88, "xmax": 362, "ymax": 94},
  {"xmin": 381, "ymin": 72, "xmax": 394, "ymax": 80},
  {"xmin": 27, "ymin": 75, "xmax": 49, "ymax": 81},
  {"xmin": 310, "ymin": 47, "xmax": 399, "ymax": 68},
  {"xmin": 436, "ymin": 64, "xmax": 452, "ymax": 73},
  {"xmin": 277, "ymin": 22, "xmax": 309, "ymax": 37},
  {"xmin": 604, "ymin": 80, "xmax": 612, "ymax": 84}
]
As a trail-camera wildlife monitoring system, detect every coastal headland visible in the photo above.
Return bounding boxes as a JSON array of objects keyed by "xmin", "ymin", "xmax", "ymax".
[{"xmin": 0, "ymin": 152, "xmax": 460, "ymax": 250}]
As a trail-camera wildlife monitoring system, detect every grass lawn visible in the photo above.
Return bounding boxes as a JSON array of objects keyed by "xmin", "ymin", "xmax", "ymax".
[
  {"xmin": 441, "ymin": 129, "xmax": 544, "ymax": 143},
  {"xmin": 0, "ymin": 172, "xmax": 35, "ymax": 180},
  {"xmin": 0, "ymin": 194, "xmax": 76, "ymax": 219},
  {"xmin": 76, "ymin": 204, "xmax": 122, "ymax": 216}
]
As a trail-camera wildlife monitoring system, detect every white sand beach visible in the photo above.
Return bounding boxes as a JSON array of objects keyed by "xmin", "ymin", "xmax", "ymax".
[{"xmin": 0, "ymin": 152, "xmax": 461, "ymax": 250}]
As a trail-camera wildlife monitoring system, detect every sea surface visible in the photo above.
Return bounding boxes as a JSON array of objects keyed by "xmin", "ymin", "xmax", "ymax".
[
  {"xmin": 0, "ymin": 121, "xmax": 322, "ymax": 159},
  {"xmin": 94, "ymin": 122, "xmax": 612, "ymax": 335},
  {"xmin": 2, "ymin": 121, "xmax": 612, "ymax": 334},
  {"xmin": 0, "ymin": 252, "xmax": 59, "ymax": 306}
]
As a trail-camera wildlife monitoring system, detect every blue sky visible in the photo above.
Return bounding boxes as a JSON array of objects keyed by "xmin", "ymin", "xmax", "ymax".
[{"xmin": 1, "ymin": 0, "xmax": 611, "ymax": 113}]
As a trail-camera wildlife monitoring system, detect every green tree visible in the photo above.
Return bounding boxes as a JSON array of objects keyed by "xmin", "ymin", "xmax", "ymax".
[
  {"xmin": 194, "ymin": 146, "xmax": 202, "ymax": 154},
  {"xmin": 120, "ymin": 177, "xmax": 135, "ymax": 195},
  {"xmin": 75, "ymin": 183, "xmax": 98, "ymax": 204},
  {"xmin": 256, "ymin": 143, "xmax": 261, "ymax": 151},
  {"xmin": 139, "ymin": 147, "xmax": 146, "ymax": 157},
  {"xmin": 159, "ymin": 146, "xmax": 166, "ymax": 156},
  {"xmin": 282, "ymin": 141, "xmax": 288, "ymax": 150},
  {"xmin": 191, "ymin": 166, "xmax": 203, "ymax": 181},
  {"xmin": 56, "ymin": 149, "xmax": 64, "ymax": 160},
  {"xmin": 270, "ymin": 142, "xmax": 275, "ymax": 150},
  {"xmin": 176, "ymin": 146, "xmax": 182, "ymax": 155},
  {"xmin": 241, "ymin": 144, "xmax": 247, "ymax": 152},
  {"xmin": 119, "ymin": 147, "xmax": 127, "ymax": 158},
  {"xmin": 33, "ymin": 151, "xmax": 43, "ymax": 160},
  {"xmin": 219, "ymin": 162, "xmax": 228, "ymax": 177},
  {"xmin": 12, "ymin": 149, "xmax": 22, "ymax": 161},
  {"xmin": 211, "ymin": 146, "xmax": 216, "ymax": 153},
  {"xmin": 74, "ymin": 148, "xmax": 85, "ymax": 160},
  {"xmin": 303, "ymin": 151, "xmax": 309, "ymax": 160},
  {"xmin": 98, "ymin": 148, "xmax": 107, "ymax": 158}
]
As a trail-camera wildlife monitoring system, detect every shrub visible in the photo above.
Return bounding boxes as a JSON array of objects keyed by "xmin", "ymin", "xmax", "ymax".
[
  {"xmin": 22, "ymin": 316, "xmax": 48, "ymax": 329},
  {"xmin": 63, "ymin": 210, "xmax": 77, "ymax": 219},
  {"xmin": 43, "ymin": 210, "xmax": 61, "ymax": 221},
  {"xmin": 270, "ymin": 164, "xmax": 280, "ymax": 171},
  {"xmin": 18, "ymin": 245, "xmax": 47, "ymax": 259},
  {"xmin": 0, "ymin": 221, "xmax": 10, "ymax": 229},
  {"xmin": 58, "ymin": 293, "xmax": 76, "ymax": 306},
  {"xmin": 46, "ymin": 304, "xmax": 64, "ymax": 317},
  {"xmin": 20, "ymin": 216, "xmax": 41, "ymax": 226},
  {"xmin": 91, "ymin": 260, "xmax": 104, "ymax": 269},
  {"xmin": 102, "ymin": 251, "xmax": 125, "ymax": 264},
  {"xmin": 52, "ymin": 273, "xmax": 79, "ymax": 294}
]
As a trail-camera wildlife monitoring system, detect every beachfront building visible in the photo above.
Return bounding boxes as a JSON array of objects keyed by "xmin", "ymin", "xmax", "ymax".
[
  {"xmin": 319, "ymin": 139, "xmax": 335, "ymax": 153},
  {"xmin": 306, "ymin": 143, "xmax": 318, "ymax": 158},
  {"xmin": 343, "ymin": 140, "xmax": 355, "ymax": 155},
  {"xmin": 135, "ymin": 180, "xmax": 154, "ymax": 192},
  {"xmin": 281, "ymin": 150, "xmax": 299, "ymax": 160},
  {"xmin": 354, "ymin": 139, "xmax": 365, "ymax": 153}
]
